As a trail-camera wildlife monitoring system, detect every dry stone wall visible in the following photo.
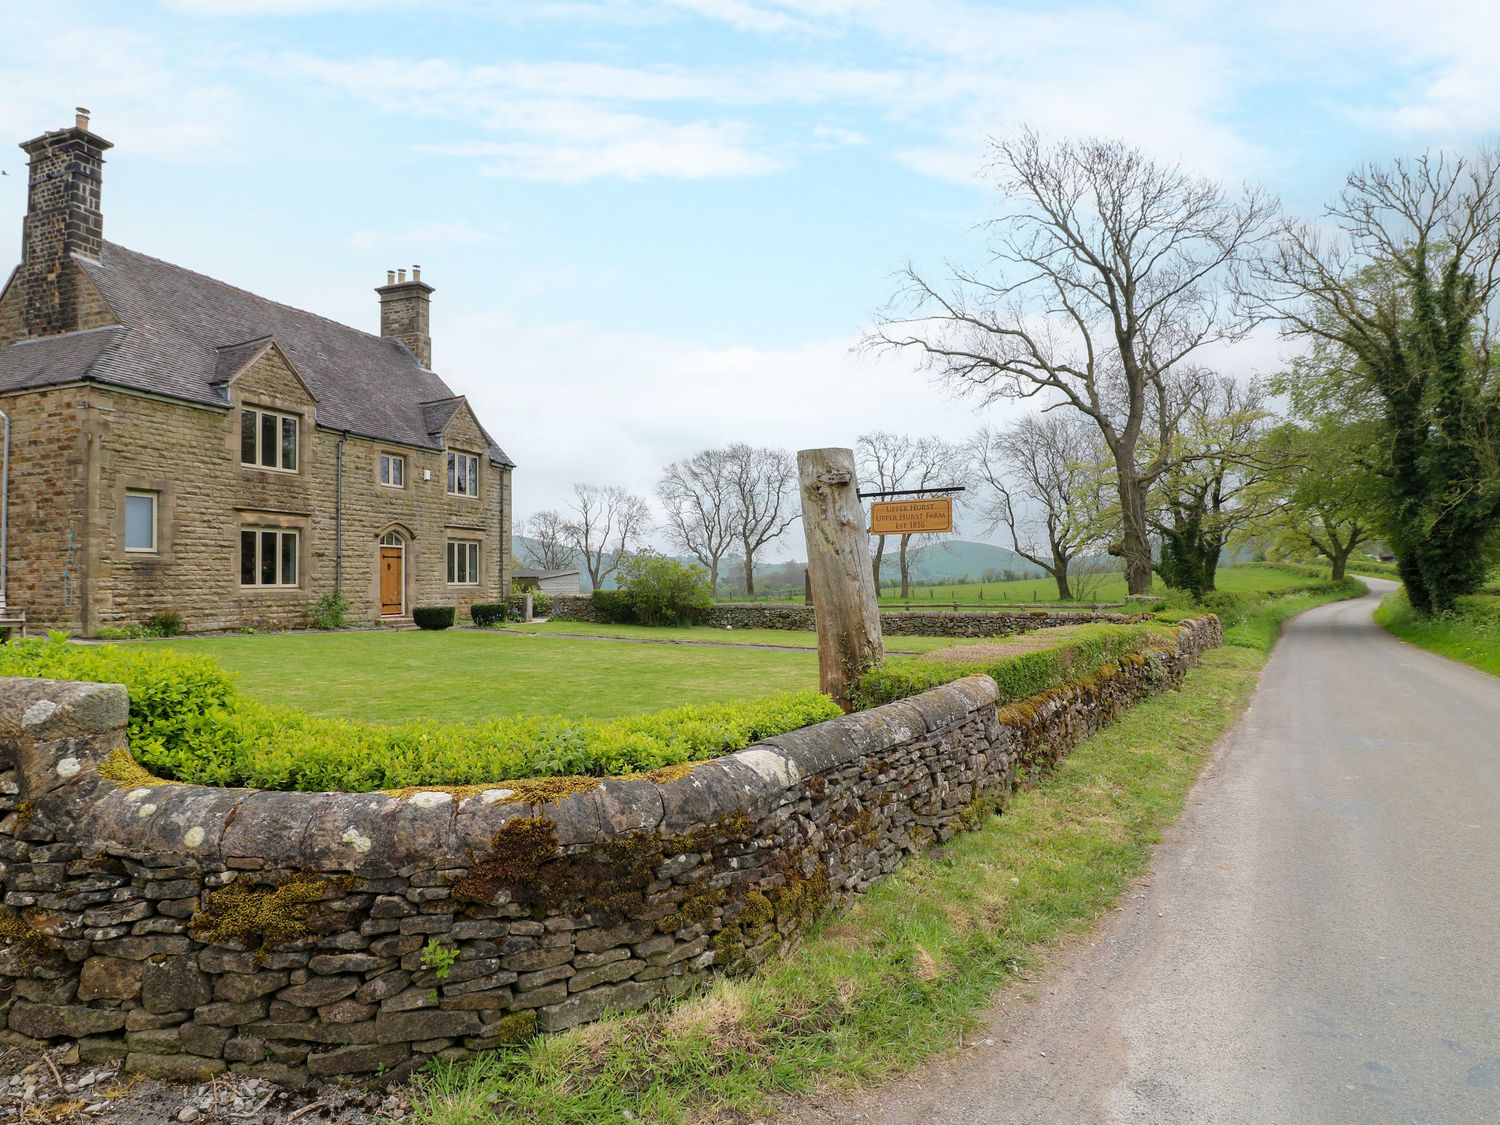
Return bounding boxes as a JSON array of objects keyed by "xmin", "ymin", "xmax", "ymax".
[
  {"xmin": 547, "ymin": 595, "xmax": 1148, "ymax": 637},
  {"xmin": 0, "ymin": 617, "xmax": 1220, "ymax": 1085}
]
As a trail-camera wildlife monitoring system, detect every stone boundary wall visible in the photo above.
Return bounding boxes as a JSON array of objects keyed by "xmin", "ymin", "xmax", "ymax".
[
  {"xmin": 0, "ymin": 616, "xmax": 1221, "ymax": 1086},
  {"xmin": 547, "ymin": 595, "xmax": 1149, "ymax": 637}
]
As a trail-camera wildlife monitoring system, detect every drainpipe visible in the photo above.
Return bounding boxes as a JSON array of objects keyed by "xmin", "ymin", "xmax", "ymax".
[
  {"xmin": 0, "ymin": 407, "xmax": 9, "ymax": 611},
  {"xmin": 335, "ymin": 430, "xmax": 348, "ymax": 592}
]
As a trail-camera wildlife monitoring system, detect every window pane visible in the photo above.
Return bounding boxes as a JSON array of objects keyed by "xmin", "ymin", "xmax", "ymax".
[
  {"xmin": 281, "ymin": 417, "xmax": 298, "ymax": 471},
  {"xmin": 469, "ymin": 457, "xmax": 478, "ymax": 496},
  {"xmin": 392, "ymin": 458, "xmax": 403, "ymax": 486},
  {"xmin": 447, "ymin": 454, "xmax": 456, "ymax": 493},
  {"xmin": 468, "ymin": 543, "xmax": 478, "ymax": 583},
  {"xmin": 240, "ymin": 411, "xmax": 257, "ymax": 464},
  {"xmin": 124, "ymin": 493, "xmax": 154, "ymax": 551},
  {"xmin": 457, "ymin": 454, "xmax": 468, "ymax": 494},
  {"xmin": 260, "ymin": 414, "xmax": 277, "ymax": 467},
  {"xmin": 447, "ymin": 543, "xmax": 456, "ymax": 583},
  {"xmin": 260, "ymin": 531, "xmax": 276, "ymax": 585},
  {"xmin": 379, "ymin": 455, "xmax": 390, "ymax": 485},
  {"xmin": 240, "ymin": 530, "xmax": 256, "ymax": 585},
  {"xmin": 280, "ymin": 532, "xmax": 297, "ymax": 586}
]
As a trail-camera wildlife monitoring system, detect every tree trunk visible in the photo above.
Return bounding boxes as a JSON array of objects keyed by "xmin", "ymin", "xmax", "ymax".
[
  {"xmin": 798, "ymin": 448, "xmax": 884, "ymax": 712},
  {"xmin": 1117, "ymin": 473, "xmax": 1153, "ymax": 595},
  {"xmin": 742, "ymin": 537, "xmax": 756, "ymax": 597},
  {"xmin": 898, "ymin": 534, "xmax": 912, "ymax": 599},
  {"xmin": 871, "ymin": 537, "xmax": 886, "ymax": 595},
  {"xmin": 709, "ymin": 559, "xmax": 719, "ymax": 595}
]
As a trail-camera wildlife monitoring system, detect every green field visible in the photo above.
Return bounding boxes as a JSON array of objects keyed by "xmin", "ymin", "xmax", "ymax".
[
  {"xmin": 876, "ymin": 564, "xmax": 1323, "ymax": 605},
  {"xmin": 135, "ymin": 630, "xmax": 820, "ymax": 723}
]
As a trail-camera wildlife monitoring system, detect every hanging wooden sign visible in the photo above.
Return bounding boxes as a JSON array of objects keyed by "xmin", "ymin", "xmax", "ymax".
[{"xmin": 869, "ymin": 497, "xmax": 953, "ymax": 535}]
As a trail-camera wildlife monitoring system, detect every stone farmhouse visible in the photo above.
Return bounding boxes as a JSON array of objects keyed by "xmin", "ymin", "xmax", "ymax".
[{"xmin": 0, "ymin": 111, "xmax": 514, "ymax": 636}]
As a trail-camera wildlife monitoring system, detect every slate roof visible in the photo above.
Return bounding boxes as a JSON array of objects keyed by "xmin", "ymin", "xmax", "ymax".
[{"xmin": 0, "ymin": 244, "xmax": 513, "ymax": 466}]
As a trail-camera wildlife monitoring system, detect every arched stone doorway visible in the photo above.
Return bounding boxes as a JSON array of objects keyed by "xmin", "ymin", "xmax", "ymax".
[{"xmin": 378, "ymin": 531, "xmax": 406, "ymax": 617}]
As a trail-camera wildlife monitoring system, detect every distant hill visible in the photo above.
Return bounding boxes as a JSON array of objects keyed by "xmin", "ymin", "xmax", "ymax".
[
  {"xmin": 512, "ymin": 535, "xmax": 1047, "ymax": 592},
  {"xmin": 880, "ymin": 539, "xmax": 1046, "ymax": 584}
]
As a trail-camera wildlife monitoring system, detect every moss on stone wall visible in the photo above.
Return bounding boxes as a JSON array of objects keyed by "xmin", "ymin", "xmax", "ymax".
[{"xmin": 190, "ymin": 872, "xmax": 350, "ymax": 957}]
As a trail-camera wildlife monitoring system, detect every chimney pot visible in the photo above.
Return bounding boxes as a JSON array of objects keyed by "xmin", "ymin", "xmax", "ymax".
[
  {"xmin": 387, "ymin": 269, "xmax": 395, "ymax": 285},
  {"xmin": 75, "ymin": 107, "xmax": 90, "ymax": 130},
  {"xmin": 412, "ymin": 264, "xmax": 421, "ymax": 281},
  {"xmin": 397, "ymin": 268, "xmax": 407, "ymax": 283}
]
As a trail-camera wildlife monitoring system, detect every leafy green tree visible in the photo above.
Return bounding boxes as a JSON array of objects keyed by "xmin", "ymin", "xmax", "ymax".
[
  {"xmin": 1257, "ymin": 152, "xmax": 1500, "ymax": 613},
  {"xmin": 1151, "ymin": 377, "xmax": 1285, "ymax": 598},
  {"xmin": 1252, "ymin": 417, "xmax": 1380, "ymax": 581},
  {"xmin": 617, "ymin": 551, "xmax": 714, "ymax": 626}
]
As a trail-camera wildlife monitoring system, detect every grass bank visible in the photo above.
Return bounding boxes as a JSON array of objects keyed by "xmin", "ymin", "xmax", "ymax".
[
  {"xmin": 404, "ymin": 584, "xmax": 1359, "ymax": 1125},
  {"xmin": 1374, "ymin": 588, "xmax": 1500, "ymax": 678}
]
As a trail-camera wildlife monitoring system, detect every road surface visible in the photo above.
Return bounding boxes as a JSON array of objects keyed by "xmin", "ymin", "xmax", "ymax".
[{"xmin": 783, "ymin": 578, "xmax": 1500, "ymax": 1124}]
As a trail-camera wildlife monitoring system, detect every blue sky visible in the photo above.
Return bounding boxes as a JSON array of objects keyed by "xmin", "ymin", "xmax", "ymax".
[{"xmin": 3, "ymin": 1, "xmax": 1498, "ymax": 556}]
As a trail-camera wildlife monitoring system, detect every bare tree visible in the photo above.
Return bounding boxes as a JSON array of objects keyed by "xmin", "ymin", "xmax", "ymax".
[
  {"xmin": 856, "ymin": 431, "xmax": 921, "ymax": 592},
  {"xmin": 724, "ymin": 444, "xmax": 800, "ymax": 597},
  {"xmin": 972, "ymin": 413, "xmax": 1113, "ymax": 600},
  {"xmin": 868, "ymin": 129, "xmax": 1275, "ymax": 594},
  {"xmin": 894, "ymin": 437, "xmax": 970, "ymax": 599},
  {"xmin": 519, "ymin": 509, "xmax": 575, "ymax": 572},
  {"xmin": 562, "ymin": 484, "xmax": 652, "ymax": 590},
  {"xmin": 657, "ymin": 448, "xmax": 737, "ymax": 594}
]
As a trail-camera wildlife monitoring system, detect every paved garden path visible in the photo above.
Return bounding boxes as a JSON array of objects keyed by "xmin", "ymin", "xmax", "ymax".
[{"xmin": 782, "ymin": 578, "xmax": 1500, "ymax": 1124}]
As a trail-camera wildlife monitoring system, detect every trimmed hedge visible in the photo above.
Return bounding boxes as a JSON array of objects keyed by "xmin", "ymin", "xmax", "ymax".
[
  {"xmin": 851, "ymin": 623, "xmax": 1180, "ymax": 711},
  {"xmin": 0, "ymin": 636, "xmax": 841, "ymax": 792},
  {"xmin": 589, "ymin": 589, "xmax": 634, "ymax": 623},
  {"xmin": 413, "ymin": 606, "xmax": 455, "ymax": 630},
  {"xmin": 470, "ymin": 602, "xmax": 507, "ymax": 627}
]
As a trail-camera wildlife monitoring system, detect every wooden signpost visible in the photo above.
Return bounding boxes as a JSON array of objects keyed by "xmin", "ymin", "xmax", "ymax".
[
  {"xmin": 797, "ymin": 448, "xmax": 884, "ymax": 712},
  {"xmin": 868, "ymin": 497, "xmax": 953, "ymax": 536}
]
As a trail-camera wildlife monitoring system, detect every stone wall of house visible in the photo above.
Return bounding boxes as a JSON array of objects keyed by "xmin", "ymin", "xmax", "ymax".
[
  {"xmin": 1, "ymin": 370, "xmax": 510, "ymax": 635},
  {"xmin": 0, "ymin": 616, "xmax": 1220, "ymax": 1083},
  {"xmin": 0, "ymin": 385, "xmax": 92, "ymax": 635},
  {"xmin": 547, "ymin": 596, "xmax": 1147, "ymax": 637}
]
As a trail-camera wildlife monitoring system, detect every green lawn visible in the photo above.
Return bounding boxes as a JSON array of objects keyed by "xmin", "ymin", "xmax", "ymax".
[
  {"xmin": 136, "ymin": 630, "xmax": 820, "ymax": 723},
  {"xmin": 1374, "ymin": 589, "xmax": 1500, "ymax": 678},
  {"xmin": 497, "ymin": 620, "xmax": 964, "ymax": 654},
  {"xmin": 875, "ymin": 563, "xmax": 1323, "ymax": 605}
]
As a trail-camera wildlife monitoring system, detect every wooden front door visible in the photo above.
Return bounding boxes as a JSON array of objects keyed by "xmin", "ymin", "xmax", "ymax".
[{"xmin": 380, "ymin": 547, "xmax": 404, "ymax": 616}]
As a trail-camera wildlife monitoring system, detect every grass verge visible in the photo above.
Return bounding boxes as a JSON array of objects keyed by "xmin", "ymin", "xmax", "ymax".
[
  {"xmin": 1373, "ymin": 588, "xmax": 1500, "ymax": 678},
  {"xmin": 403, "ymin": 583, "xmax": 1360, "ymax": 1125}
]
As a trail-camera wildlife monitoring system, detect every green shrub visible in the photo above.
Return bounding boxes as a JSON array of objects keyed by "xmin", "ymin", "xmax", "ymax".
[
  {"xmin": 413, "ymin": 606, "xmax": 455, "ymax": 630},
  {"xmin": 96, "ymin": 625, "xmax": 154, "ymax": 641},
  {"xmin": 852, "ymin": 623, "xmax": 1179, "ymax": 711},
  {"xmin": 144, "ymin": 610, "xmax": 184, "ymax": 638},
  {"xmin": 470, "ymin": 602, "xmax": 507, "ymax": 627},
  {"xmin": 301, "ymin": 590, "xmax": 351, "ymax": 631},
  {"xmin": 617, "ymin": 552, "xmax": 713, "ymax": 626},
  {"xmin": 590, "ymin": 589, "xmax": 635, "ymax": 623},
  {"xmin": 530, "ymin": 590, "xmax": 552, "ymax": 617},
  {"xmin": 0, "ymin": 635, "xmax": 841, "ymax": 791}
]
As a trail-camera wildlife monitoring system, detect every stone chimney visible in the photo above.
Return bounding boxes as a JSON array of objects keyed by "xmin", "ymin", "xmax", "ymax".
[
  {"xmin": 18, "ymin": 108, "xmax": 112, "ymax": 338},
  {"xmin": 376, "ymin": 264, "xmax": 433, "ymax": 369}
]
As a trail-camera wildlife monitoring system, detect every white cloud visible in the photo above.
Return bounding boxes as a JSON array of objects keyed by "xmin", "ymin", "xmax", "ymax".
[{"xmin": 440, "ymin": 309, "xmax": 1029, "ymax": 552}]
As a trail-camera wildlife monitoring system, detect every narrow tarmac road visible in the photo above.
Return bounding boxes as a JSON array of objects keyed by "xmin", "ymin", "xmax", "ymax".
[{"xmin": 784, "ymin": 579, "xmax": 1500, "ymax": 1125}]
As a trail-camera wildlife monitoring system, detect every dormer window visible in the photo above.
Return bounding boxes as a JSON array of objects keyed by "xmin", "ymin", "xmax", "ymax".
[
  {"xmin": 240, "ymin": 406, "xmax": 299, "ymax": 472},
  {"xmin": 447, "ymin": 451, "xmax": 479, "ymax": 497}
]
